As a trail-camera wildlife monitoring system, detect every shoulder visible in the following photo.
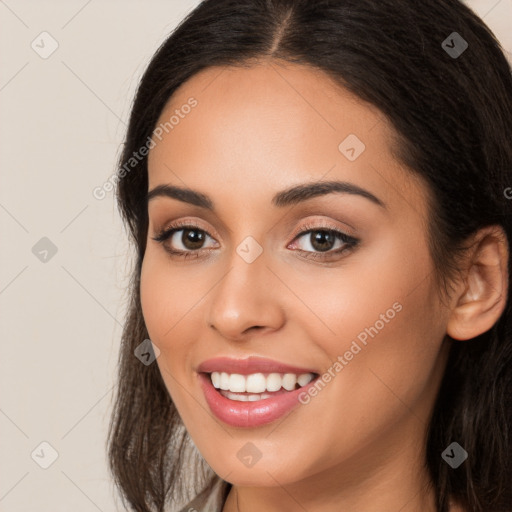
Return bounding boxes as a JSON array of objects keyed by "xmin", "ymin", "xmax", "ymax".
[{"xmin": 177, "ymin": 477, "xmax": 231, "ymax": 512}]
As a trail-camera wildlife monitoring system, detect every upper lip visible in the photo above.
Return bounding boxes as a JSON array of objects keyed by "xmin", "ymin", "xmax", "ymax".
[{"xmin": 197, "ymin": 356, "xmax": 318, "ymax": 375}]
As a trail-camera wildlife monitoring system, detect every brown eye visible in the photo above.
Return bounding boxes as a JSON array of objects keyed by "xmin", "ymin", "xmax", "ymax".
[
  {"xmin": 153, "ymin": 224, "xmax": 218, "ymax": 257},
  {"xmin": 293, "ymin": 228, "xmax": 357, "ymax": 255},
  {"xmin": 180, "ymin": 228, "xmax": 207, "ymax": 250},
  {"xmin": 308, "ymin": 231, "xmax": 337, "ymax": 252}
]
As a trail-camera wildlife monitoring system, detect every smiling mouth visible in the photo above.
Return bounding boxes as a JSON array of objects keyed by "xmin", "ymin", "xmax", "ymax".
[{"xmin": 206, "ymin": 371, "xmax": 318, "ymax": 402}]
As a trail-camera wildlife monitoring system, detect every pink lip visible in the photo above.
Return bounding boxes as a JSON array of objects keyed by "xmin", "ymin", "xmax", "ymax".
[
  {"xmin": 197, "ymin": 356, "xmax": 317, "ymax": 375},
  {"xmin": 197, "ymin": 357, "xmax": 319, "ymax": 428}
]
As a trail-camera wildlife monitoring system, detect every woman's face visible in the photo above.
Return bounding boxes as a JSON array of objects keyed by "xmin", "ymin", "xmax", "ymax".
[{"xmin": 141, "ymin": 62, "xmax": 451, "ymax": 489}]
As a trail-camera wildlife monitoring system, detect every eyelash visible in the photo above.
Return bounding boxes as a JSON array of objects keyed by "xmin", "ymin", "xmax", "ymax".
[{"xmin": 152, "ymin": 220, "xmax": 360, "ymax": 261}]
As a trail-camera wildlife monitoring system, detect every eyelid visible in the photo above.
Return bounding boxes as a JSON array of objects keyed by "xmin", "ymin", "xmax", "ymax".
[
  {"xmin": 155, "ymin": 217, "xmax": 220, "ymax": 240},
  {"xmin": 152, "ymin": 216, "xmax": 359, "ymax": 260},
  {"xmin": 288, "ymin": 218, "xmax": 355, "ymax": 241},
  {"xmin": 154, "ymin": 217, "xmax": 353, "ymax": 243}
]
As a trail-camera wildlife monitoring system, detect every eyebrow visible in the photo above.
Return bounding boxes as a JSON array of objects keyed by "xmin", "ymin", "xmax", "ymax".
[{"xmin": 147, "ymin": 180, "xmax": 386, "ymax": 210}]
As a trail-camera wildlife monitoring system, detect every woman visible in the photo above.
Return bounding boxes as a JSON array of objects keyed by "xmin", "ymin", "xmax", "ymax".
[{"xmin": 107, "ymin": 1, "xmax": 512, "ymax": 511}]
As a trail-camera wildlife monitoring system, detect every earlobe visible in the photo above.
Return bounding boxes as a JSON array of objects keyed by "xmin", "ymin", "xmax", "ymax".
[{"xmin": 446, "ymin": 226, "xmax": 509, "ymax": 341}]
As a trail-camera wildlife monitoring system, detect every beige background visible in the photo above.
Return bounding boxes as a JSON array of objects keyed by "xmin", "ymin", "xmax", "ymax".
[{"xmin": 0, "ymin": 1, "xmax": 510, "ymax": 510}]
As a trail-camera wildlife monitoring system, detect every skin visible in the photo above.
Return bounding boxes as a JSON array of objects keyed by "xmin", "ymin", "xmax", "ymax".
[{"xmin": 140, "ymin": 61, "xmax": 508, "ymax": 512}]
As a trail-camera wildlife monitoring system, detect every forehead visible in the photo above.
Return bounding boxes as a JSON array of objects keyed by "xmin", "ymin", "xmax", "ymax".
[{"xmin": 147, "ymin": 62, "xmax": 428, "ymax": 219}]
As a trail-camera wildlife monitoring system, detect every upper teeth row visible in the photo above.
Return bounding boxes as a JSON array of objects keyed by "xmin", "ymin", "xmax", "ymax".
[{"xmin": 211, "ymin": 372, "xmax": 315, "ymax": 393}]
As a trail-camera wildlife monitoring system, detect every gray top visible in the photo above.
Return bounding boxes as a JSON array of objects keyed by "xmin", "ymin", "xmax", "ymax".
[{"xmin": 178, "ymin": 478, "xmax": 231, "ymax": 512}]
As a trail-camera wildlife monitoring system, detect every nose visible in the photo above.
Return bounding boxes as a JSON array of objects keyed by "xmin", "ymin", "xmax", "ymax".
[{"xmin": 206, "ymin": 245, "xmax": 286, "ymax": 342}]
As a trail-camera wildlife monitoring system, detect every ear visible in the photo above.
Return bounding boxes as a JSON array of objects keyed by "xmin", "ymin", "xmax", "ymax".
[{"xmin": 446, "ymin": 225, "xmax": 509, "ymax": 341}]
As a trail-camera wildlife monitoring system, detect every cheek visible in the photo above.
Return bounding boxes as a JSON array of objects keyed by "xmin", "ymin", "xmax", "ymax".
[
  {"xmin": 140, "ymin": 256, "xmax": 170, "ymax": 343},
  {"xmin": 140, "ymin": 251, "xmax": 204, "ymax": 418},
  {"xmin": 140, "ymin": 250, "xmax": 198, "ymax": 340},
  {"xmin": 289, "ymin": 227, "xmax": 433, "ymax": 348},
  {"xmin": 139, "ymin": 250, "xmax": 200, "ymax": 374},
  {"xmin": 305, "ymin": 234, "xmax": 444, "ymax": 435}
]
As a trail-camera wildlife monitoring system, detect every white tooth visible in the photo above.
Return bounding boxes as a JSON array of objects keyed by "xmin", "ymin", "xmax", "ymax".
[
  {"xmin": 266, "ymin": 373, "xmax": 283, "ymax": 392},
  {"xmin": 227, "ymin": 392, "xmax": 249, "ymax": 402},
  {"xmin": 211, "ymin": 372, "xmax": 221, "ymax": 389},
  {"xmin": 247, "ymin": 394, "xmax": 261, "ymax": 401},
  {"xmin": 229, "ymin": 374, "xmax": 246, "ymax": 392},
  {"xmin": 220, "ymin": 372, "xmax": 230, "ymax": 390},
  {"xmin": 246, "ymin": 373, "xmax": 267, "ymax": 393},
  {"xmin": 260, "ymin": 393, "xmax": 271, "ymax": 399},
  {"xmin": 282, "ymin": 373, "xmax": 297, "ymax": 391},
  {"xmin": 298, "ymin": 373, "xmax": 314, "ymax": 387}
]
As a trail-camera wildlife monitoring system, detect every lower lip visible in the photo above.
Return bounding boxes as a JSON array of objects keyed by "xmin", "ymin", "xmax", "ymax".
[{"xmin": 199, "ymin": 373, "xmax": 318, "ymax": 428}]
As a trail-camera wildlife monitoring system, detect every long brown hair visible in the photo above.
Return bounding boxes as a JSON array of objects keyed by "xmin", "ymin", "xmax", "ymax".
[{"xmin": 107, "ymin": 1, "xmax": 512, "ymax": 510}]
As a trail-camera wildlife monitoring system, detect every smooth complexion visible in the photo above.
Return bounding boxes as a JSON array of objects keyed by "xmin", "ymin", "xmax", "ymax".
[{"xmin": 140, "ymin": 61, "xmax": 508, "ymax": 512}]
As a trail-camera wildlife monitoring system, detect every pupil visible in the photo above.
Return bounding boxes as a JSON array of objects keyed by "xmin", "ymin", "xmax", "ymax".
[
  {"xmin": 180, "ymin": 229, "xmax": 336, "ymax": 252},
  {"xmin": 183, "ymin": 229, "xmax": 204, "ymax": 250},
  {"xmin": 311, "ymin": 231, "xmax": 334, "ymax": 252}
]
